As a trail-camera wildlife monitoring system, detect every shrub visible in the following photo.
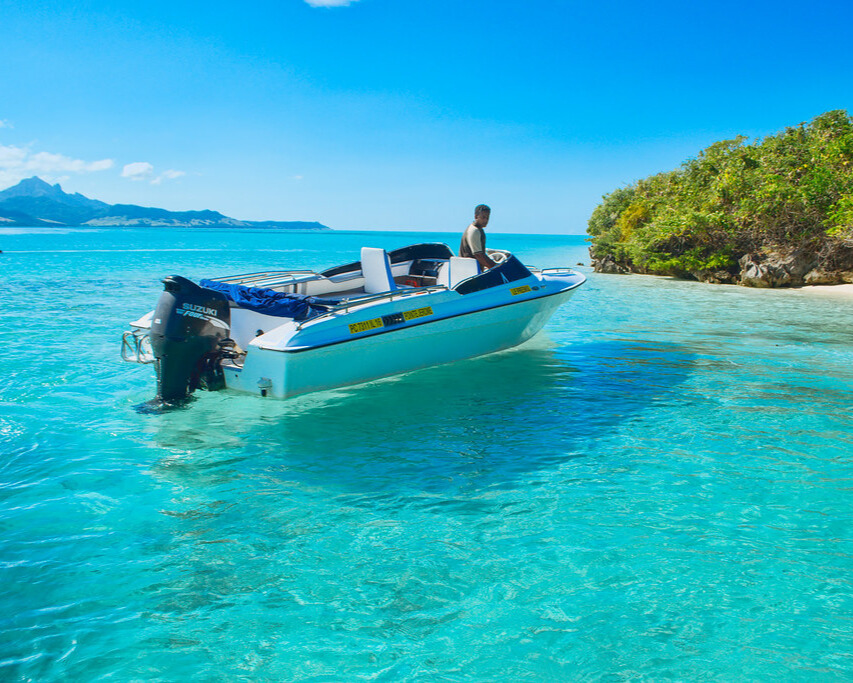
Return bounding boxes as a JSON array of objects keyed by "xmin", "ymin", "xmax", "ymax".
[{"xmin": 587, "ymin": 110, "xmax": 853, "ymax": 273}]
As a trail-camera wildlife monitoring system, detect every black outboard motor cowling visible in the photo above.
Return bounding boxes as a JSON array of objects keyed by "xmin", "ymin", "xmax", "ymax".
[{"xmin": 149, "ymin": 275, "xmax": 231, "ymax": 403}]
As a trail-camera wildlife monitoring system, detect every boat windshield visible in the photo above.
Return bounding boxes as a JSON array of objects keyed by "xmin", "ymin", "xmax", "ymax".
[{"xmin": 454, "ymin": 255, "xmax": 532, "ymax": 294}]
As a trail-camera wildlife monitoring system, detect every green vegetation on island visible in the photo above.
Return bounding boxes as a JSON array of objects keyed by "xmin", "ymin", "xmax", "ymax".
[{"xmin": 587, "ymin": 110, "xmax": 853, "ymax": 286}]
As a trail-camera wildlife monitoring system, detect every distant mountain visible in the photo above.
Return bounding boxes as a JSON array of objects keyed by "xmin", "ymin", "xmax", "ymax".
[{"xmin": 0, "ymin": 177, "xmax": 331, "ymax": 230}]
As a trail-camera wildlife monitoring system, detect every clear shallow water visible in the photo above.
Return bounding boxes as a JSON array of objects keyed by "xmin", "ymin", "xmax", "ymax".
[{"xmin": 1, "ymin": 228, "xmax": 852, "ymax": 680}]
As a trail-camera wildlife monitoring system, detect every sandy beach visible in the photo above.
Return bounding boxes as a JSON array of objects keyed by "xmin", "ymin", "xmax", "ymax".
[{"xmin": 798, "ymin": 283, "xmax": 853, "ymax": 296}]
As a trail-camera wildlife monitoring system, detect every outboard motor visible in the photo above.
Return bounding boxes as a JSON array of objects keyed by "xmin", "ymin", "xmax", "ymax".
[{"xmin": 149, "ymin": 275, "xmax": 231, "ymax": 403}]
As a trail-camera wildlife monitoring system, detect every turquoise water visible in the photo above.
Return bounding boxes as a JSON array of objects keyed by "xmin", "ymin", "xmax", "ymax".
[{"xmin": 1, "ymin": 228, "xmax": 852, "ymax": 680}]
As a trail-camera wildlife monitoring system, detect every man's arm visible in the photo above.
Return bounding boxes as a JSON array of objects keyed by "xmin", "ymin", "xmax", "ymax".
[{"xmin": 473, "ymin": 251, "xmax": 497, "ymax": 270}]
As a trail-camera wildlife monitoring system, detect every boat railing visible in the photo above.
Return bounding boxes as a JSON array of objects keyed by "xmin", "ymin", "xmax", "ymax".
[
  {"xmin": 210, "ymin": 270, "xmax": 319, "ymax": 288},
  {"xmin": 121, "ymin": 328, "xmax": 155, "ymax": 364},
  {"xmin": 297, "ymin": 284, "xmax": 449, "ymax": 329},
  {"xmin": 539, "ymin": 267, "xmax": 581, "ymax": 275}
]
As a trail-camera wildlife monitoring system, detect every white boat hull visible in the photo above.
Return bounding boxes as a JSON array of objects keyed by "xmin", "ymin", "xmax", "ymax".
[
  {"xmin": 121, "ymin": 244, "xmax": 586, "ymax": 404},
  {"xmin": 224, "ymin": 287, "xmax": 577, "ymax": 399}
]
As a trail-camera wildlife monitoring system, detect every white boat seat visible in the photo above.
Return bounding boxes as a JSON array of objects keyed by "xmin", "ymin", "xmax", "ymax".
[
  {"xmin": 437, "ymin": 256, "xmax": 480, "ymax": 289},
  {"xmin": 360, "ymin": 247, "xmax": 397, "ymax": 294}
]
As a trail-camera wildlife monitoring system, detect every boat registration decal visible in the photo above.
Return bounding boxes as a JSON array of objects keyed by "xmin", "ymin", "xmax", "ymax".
[
  {"xmin": 510, "ymin": 285, "xmax": 532, "ymax": 296},
  {"xmin": 402, "ymin": 306, "xmax": 434, "ymax": 321},
  {"xmin": 348, "ymin": 317, "xmax": 385, "ymax": 334}
]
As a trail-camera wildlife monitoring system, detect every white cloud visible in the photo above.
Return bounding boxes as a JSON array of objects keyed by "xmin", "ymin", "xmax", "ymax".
[
  {"xmin": 123, "ymin": 162, "xmax": 186, "ymax": 185},
  {"xmin": 151, "ymin": 169, "xmax": 186, "ymax": 185},
  {"xmin": 0, "ymin": 143, "xmax": 113, "ymax": 188},
  {"xmin": 121, "ymin": 161, "xmax": 154, "ymax": 180},
  {"xmin": 0, "ymin": 119, "xmax": 12, "ymax": 129},
  {"xmin": 0, "ymin": 141, "xmax": 184, "ymax": 192},
  {"xmin": 0, "ymin": 145, "xmax": 27, "ymax": 167},
  {"xmin": 26, "ymin": 152, "xmax": 113, "ymax": 173},
  {"xmin": 305, "ymin": 0, "xmax": 358, "ymax": 7}
]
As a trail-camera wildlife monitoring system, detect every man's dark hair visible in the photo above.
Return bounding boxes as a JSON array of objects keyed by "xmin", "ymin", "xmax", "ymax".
[{"xmin": 474, "ymin": 204, "xmax": 491, "ymax": 217}]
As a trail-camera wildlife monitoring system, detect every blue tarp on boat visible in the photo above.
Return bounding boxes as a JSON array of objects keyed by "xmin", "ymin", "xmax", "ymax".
[{"xmin": 199, "ymin": 279, "xmax": 338, "ymax": 321}]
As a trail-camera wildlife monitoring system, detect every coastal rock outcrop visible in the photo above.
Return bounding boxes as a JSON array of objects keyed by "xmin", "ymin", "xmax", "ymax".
[
  {"xmin": 803, "ymin": 269, "xmax": 844, "ymax": 285},
  {"xmin": 589, "ymin": 252, "xmax": 631, "ymax": 274},
  {"xmin": 812, "ymin": 240, "xmax": 853, "ymax": 283},
  {"xmin": 738, "ymin": 249, "xmax": 818, "ymax": 287},
  {"xmin": 592, "ymin": 241, "xmax": 853, "ymax": 287},
  {"xmin": 689, "ymin": 269, "xmax": 738, "ymax": 285}
]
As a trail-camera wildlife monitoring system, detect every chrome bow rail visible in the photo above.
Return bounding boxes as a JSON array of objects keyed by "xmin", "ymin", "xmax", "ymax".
[{"xmin": 538, "ymin": 267, "xmax": 581, "ymax": 275}]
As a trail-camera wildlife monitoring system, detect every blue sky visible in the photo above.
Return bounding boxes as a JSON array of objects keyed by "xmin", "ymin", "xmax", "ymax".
[{"xmin": 1, "ymin": 0, "xmax": 851, "ymax": 233}]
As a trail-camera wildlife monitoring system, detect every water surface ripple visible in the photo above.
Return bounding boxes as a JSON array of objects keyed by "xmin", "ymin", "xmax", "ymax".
[{"xmin": 1, "ymin": 229, "xmax": 851, "ymax": 680}]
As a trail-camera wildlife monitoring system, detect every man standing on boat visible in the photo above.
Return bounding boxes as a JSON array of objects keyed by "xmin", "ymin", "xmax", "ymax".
[{"xmin": 460, "ymin": 204, "xmax": 497, "ymax": 270}]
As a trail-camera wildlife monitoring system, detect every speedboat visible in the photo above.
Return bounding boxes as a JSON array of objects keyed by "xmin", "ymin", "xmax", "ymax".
[{"xmin": 121, "ymin": 243, "xmax": 585, "ymax": 403}]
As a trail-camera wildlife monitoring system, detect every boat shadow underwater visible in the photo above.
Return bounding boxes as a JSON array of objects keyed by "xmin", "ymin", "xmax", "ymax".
[{"xmin": 142, "ymin": 337, "xmax": 696, "ymax": 495}]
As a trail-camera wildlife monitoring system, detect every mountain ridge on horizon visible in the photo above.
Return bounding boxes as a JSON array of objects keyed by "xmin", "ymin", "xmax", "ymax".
[{"xmin": 0, "ymin": 177, "xmax": 331, "ymax": 230}]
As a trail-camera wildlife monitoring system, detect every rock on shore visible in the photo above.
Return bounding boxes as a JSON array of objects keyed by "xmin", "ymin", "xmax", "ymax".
[{"xmin": 591, "ymin": 241, "xmax": 853, "ymax": 287}]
